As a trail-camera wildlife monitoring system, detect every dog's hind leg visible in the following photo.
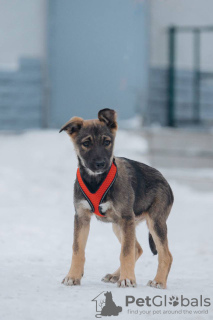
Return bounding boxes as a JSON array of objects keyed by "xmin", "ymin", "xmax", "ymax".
[
  {"xmin": 146, "ymin": 214, "xmax": 173, "ymax": 289},
  {"xmin": 102, "ymin": 223, "xmax": 143, "ymax": 283}
]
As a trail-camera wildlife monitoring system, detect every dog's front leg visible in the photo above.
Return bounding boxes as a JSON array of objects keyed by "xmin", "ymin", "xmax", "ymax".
[
  {"xmin": 62, "ymin": 214, "xmax": 91, "ymax": 286},
  {"xmin": 117, "ymin": 216, "xmax": 136, "ymax": 287}
]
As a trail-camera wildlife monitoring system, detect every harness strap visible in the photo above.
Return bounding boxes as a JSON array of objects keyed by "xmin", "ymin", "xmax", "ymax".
[{"xmin": 77, "ymin": 161, "xmax": 117, "ymax": 217}]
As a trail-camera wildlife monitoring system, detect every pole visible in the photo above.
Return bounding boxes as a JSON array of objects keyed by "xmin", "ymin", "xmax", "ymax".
[
  {"xmin": 167, "ymin": 26, "xmax": 176, "ymax": 127},
  {"xmin": 193, "ymin": 29, "xmax": 201, "ymax": 123}
]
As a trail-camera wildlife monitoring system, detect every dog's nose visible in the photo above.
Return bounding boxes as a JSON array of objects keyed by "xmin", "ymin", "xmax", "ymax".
[{"xmin": 95, "ymin": 160, "xmax": 105, "ymax": 169}]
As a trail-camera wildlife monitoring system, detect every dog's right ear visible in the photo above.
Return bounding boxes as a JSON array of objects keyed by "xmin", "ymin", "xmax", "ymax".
[{"xmin": 59, "ymin": 117, "xmax": 83, "ymax": 137}]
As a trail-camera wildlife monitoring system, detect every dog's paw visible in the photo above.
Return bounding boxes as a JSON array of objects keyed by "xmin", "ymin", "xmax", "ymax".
[
  {"xmin": 147, "ymin": 280, "xmax": 165, "ymax": 289},
  {"xmin": 62, "ymin": 275, "xmax": 81, "ymax": 286},
  {"xmin": 101, "ymin": 273, "xmax": 119, "ymax": 283},
  {"xmin": 117, "ymin": 278, "xmax": 136, "ymax": 288}
]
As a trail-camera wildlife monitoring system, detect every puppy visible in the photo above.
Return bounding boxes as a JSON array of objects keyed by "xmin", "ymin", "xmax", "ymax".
[{"xmin": 59, "ymin": 109, "xmax": 173, "ymax": 288}]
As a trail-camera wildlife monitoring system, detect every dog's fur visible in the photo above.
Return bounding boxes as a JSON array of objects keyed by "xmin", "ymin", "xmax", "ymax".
[{"xmin": 60, "ymin": 109, "xmax": 173, "ymax": 288}]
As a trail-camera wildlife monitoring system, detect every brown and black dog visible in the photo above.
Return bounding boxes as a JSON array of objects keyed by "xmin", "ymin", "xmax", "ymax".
[{"xmin": 59, "ymin": 109, "xmax": 173, "ymax": 288}]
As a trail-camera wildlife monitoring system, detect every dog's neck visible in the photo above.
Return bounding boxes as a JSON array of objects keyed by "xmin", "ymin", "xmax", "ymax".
[{"xmin": 77, "ymin": 157, "xmax": 112, "ymax": 193}]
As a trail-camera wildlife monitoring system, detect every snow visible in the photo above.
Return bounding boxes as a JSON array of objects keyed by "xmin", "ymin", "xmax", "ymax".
[{"xmin": 0, "ymin": 129, "xmax": 213, "ymax": 320}]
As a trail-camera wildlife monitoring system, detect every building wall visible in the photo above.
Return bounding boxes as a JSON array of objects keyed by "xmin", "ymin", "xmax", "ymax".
[
  {"xmin": 0, "ymin": 0, "xmax": 47, "ymax": 130},
  {"xmin": 0, "ymin": 0, "xmax": 46, "ymax": 68},
  {"xmin": 148, "ymin": 0, "xmax": 213, "ymax": 126},
  {"xmin": 0, "ymin": 0, "xmax": 149, "ymax": 130},
  {"xmin": 48, "ymin": 0, "xmax": 150, "ymax": 127},
  {"xmin": 150, "ymin": 0, "xmax": 213, "ymax": 71}
]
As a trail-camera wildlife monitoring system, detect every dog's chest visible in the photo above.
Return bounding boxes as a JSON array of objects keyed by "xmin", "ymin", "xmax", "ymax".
[
  {"xmin": 99, "ymin": 201, "xmax": 111, "ymax": 214},
  {"xmin": 96, "ymin": 200, "xmax": 117, "ymax": 222},
  {"xmin": 79, "ymin": 199, "xmax": 116, "ymax": 222}
]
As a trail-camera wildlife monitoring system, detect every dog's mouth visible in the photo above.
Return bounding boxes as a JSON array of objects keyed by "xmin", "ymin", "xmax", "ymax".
[
  {"xmin": 78, "ymin": 155, "xmax": 111, "ymax": 176},
  {"xmin": 85, "ymin": 167, "xmax": 106, "ymax": 176},
  {"xmin": 86, "ymin": 162, "xmax": 112, "ymax": 176}
]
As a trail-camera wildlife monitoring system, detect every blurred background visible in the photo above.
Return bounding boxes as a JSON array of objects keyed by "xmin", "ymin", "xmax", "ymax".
[
  {"xmin": 0, "ymin": 0, "xmax": 213, "ymax": 171},
  {"xmin": 1, "ymin": 2, "xmax": 213, "ymax": 319}
]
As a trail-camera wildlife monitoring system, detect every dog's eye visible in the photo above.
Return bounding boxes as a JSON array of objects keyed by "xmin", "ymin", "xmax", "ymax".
[
  {"xmin": 82, "ymin": 141, "xmax": 90, "ymax": 147},
  {"xmin": 104, "ymin": 140, "xmax": 111, "ymax": 146}
]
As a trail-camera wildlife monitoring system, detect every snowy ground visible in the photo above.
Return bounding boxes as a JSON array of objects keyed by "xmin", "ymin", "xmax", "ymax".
[{"xmin": 0, "ymin": 130, "xmax": 213, "ymax": 320}]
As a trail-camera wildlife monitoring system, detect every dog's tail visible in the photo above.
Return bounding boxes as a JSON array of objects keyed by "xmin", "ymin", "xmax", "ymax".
[{"xmin": 149, "ymin": 232, "xmax": 157, "ymax": 255}]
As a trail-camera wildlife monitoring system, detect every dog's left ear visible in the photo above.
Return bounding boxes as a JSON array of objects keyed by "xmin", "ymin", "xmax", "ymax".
[{"xmin": 98, "ymin": 108, "xmax": 117, "ymax": 132}]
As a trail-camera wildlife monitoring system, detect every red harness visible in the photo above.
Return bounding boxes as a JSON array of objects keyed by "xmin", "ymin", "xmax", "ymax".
[{"xmin": 77, "ymin": 161, "xmax": 117, "ymax": 217}]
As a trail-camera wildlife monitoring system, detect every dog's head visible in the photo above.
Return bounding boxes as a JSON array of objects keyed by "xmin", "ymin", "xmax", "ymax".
[{"xmin": 59, "ymin": 109, "xmax": 117, "ymax": 175}]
